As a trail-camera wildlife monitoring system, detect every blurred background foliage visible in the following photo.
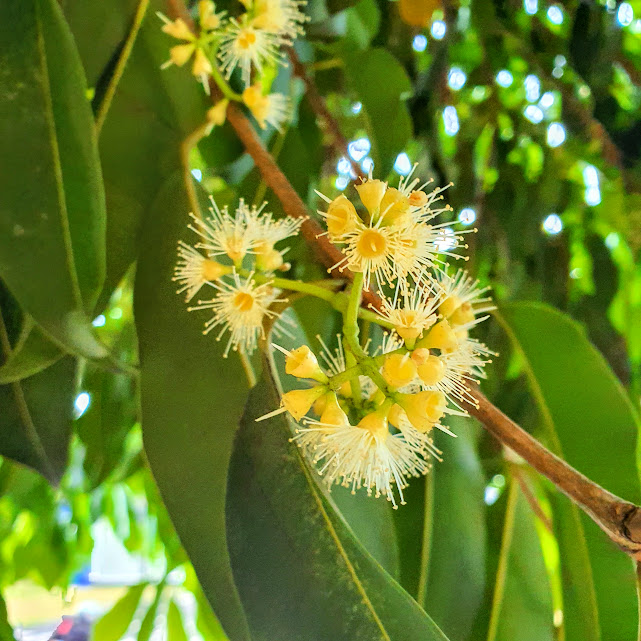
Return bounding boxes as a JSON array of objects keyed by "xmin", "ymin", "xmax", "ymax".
[{"xmin": 1, "ymin": 0, "xmax": 641, "ymax": 639}]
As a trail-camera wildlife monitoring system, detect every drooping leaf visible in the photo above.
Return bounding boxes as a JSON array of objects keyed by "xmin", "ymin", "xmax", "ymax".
[
  {"xmin": 226, "ymin": 372, "xmax": 450, "ymax": 641},
  {"xmin": 500, "ymin": 301, "xmax": 639, "ymax": 641},
  {"xmin": 92, "ymin": 583, "xmax": 147, "ymax": 641},
  {"xmin": 491, "ymin": 482, "xmax": 556, "ymax": 641},
  {"xmin": 343, "ymin": 49, "xmax": 412, "ymax": 177},
  {"xmin": 0, "ymin": 318, "xmax": 63, "ymax": 384},
  {"xmin": 135, "ymin": 173, "xmax": 251, "ymax": 641},
  {"xmin": 423, "ymin": 421, "xmax": 487, "ymax": 641},
  {"xmin": 0, "ymin": 0, "xmax": 107, "ymax": 359}
]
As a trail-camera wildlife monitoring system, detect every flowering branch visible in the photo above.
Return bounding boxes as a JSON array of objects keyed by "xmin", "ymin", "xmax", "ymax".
[{"xmin": 164, "ymin": 0, "xmax": 641, "ymax": 559}]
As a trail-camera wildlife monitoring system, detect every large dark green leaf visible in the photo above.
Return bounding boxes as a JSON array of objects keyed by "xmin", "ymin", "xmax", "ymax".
[
  {"xmin": 226, "ymin": 372, "xmax": 450, "ymax": 641},
  {"xmin": 491, "ymin": 482, "xmax": 556, "ymax": 641},
  {"xmin": 343, "ymin": 49, "xmax": 412, "ymax": 177},
  {"xmin": 423, "ymin": 421, "xmax": 487, "ymax": 641},
  {"xmin": 135, "ymin": 173, "xmax": 251, "ymax": 641},
  {"xmin": 0, "ymin": 0, "xmax": 107, "ymax": 359},
  {"xmin": 500, "ymin": 301, "xmax": 640, "ymax": 641}
]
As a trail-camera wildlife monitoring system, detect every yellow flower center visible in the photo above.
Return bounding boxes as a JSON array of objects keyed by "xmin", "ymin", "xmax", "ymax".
[
  {"xmin": 233, "ymin": 292, "xmax": 255, "ymax": 312},
  {"xmin": 357, "ymin": 229, "xmax": 387, "ymax": 259},
  {"xmin": 238, "ymin": 29, "xmax": 257, "ymax": 49}
]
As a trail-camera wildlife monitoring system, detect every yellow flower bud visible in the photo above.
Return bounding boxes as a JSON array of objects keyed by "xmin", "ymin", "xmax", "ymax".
[
  {"xmin": 398, "ymin": 0, "xmax": 440, "ymax": 27},
  {"xmin": 325, "ymin": 195, "xmax": 358, "ymax": 238},
  {"xmin": 169, "ymin": 43, "xmax": 196, "ymax": 67},
  {"xmin": 408, "ymin": 190, "xmax": 428, "ymax": 207},
  {"xmin": 320, "ymin": 393, "xmax": 350, "ymax": 426},
  {"xmin": 380, "ymin": 188, "xmax": 410, "ymax": 225},
  {"xmin": 417, "ymin": 354, "xmax": 445, "ymax": 386},
  {"xmin": 450, "ymin": 302, "xmax": 475, "ymax": 327},
  {"xmin": 207, "ymin": 99, "xmax": 229, "ymax": 127},
  {"xmin": 355, "ymin": 179, "xmax": 387, "ymax": 215},
  {"xmin": 192, "ymin": 47, "xmax": 213, "ymax": 78},
  {"xmin": 418, "ymin": 320, "xmax": 459, "ymax": 352},
  {"xmin": 242, "ymin": 84, "xmax": 263, "ymax": 108},
  {"xmin": 281, "ymin": 386, "xmax": 327, "ymax": 421},
  {"xmin": 410, "ymin": 348, "xmax": 431, "ymax": 366},
  {"xmin": 285, "ymin": 346, "xmax": 328, "ymax": 383},
  {"xmin": 313, "ymin": 393, "xmax": 327, "ymax": 416},
  {"xmin": 254, "ymin": 242, "xmax": 284, "ymax": 272},
  {"xmin": 396, "ymin": 391, "xmax": 446, "ymax": 432},
  {"xmin": 388, "ymin": 403, "xmax": 407, "ymax": 427},
  {"xmin": 357, "ymin": 405, "xmax": 389, "ymax": 439},
  {"xmin": 439, "ymin": 295, "xmax": 461, "ymax": 319},
  {"xmin": 201, "ymin": 259, "xmax": 231, "ymax": 281},
  {"xmin": 382, "ymin": 353, "xmax": 417, "ymax": 389},
  {"xmin": 162, "ymin": 18, "xmax": 195, "ymax": 41},
  {"xmin": 199, "ymin": 0, "xmax": 221, "ymax": 30}
]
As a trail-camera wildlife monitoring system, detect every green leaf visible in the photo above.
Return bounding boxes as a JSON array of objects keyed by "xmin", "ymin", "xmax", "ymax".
[
  {"xmin": 343, "ymin": 49, "xmax": 412, "ymax": 177},
  {"xmin": 499, "ymin": 301, "xmax": 640, "ymax": 641},
  {"xmin": 344, "ymin": 0, "xmax": 381, "ymax": 50},
  {"xmin": 0, "ymin": 0, "xmax": 107, "ymax": 359},
  {"xmin": 92, "ymin": 583, "xmax": 146, "ymax": 641},
  {"xmin": 226, "ymin": 373, "xmax": 450, "ymax": 641},
  {"xmin": 490, "ymin": 482, "xmax": 556, "ymax": 641},
  {"xmin": 0, "ymin": 300, "xmax": 76, "ymax": 484},
  {"xmin": 0, "ymin": 593, "xmax": 13, "ymax": 641},
  {"xmin": 138, "ymin": 583, "xmax": 165, "ymax": 641},
  {"xmin": 0, "ymin": 318, "xmax": 63, "ymax": 384},
  {"xmin": 134, "ymin": 173, "xmax": 251, "ymax": 641},
  {"xmin": 423, "ymin": 421, "xmax": 487, "ymax": 641},
  {"xmin": 167, "ymin": 600, "xmax": 189, "ymax": 641}
]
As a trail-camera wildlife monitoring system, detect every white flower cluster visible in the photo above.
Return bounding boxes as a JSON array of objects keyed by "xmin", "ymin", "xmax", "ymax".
[
  {"xmin": 159, "ymin": 0, "xmax": 308, "ymax": 130},
  {"xmin": 261, "ymin": 166, "xmax": 496, "ymax": 507},
  {"xmin": 173, "ymin": 197, "xmax": 303, "ymax": 356}
]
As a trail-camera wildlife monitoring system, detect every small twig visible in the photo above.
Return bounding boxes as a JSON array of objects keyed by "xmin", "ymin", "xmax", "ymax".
[
  {"xmin": 96, "ymin": 0, "xmax": 150, "ymax": 135},
  {"xmin": 288, "ymin": 49, "xmax": 365, "ymax": 181},
  {"xmin": 511, "ymin": 466, "xmax": 554, "ymax": 534},
  {"xmin": 467, "ymin": 387, "xmax": 641, "ymax": 558}
]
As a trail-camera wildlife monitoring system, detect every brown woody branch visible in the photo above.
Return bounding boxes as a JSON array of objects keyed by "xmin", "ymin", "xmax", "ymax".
[{"xmin": 166, "ymin": 0, "xmax": 641, "ymax": 559}]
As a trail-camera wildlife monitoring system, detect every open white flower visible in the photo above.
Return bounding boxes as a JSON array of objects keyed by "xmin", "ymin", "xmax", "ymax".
[
  {"xmin": 172, "ymin": 241, "xmax": 231, "ymax": 301},
  {"xmin": 217, "ymin": 18, "xmax": 283, "ymax": 86},
  {"xmin": 293, "ymin": 408, "xmax": 431, "ymax": 508},
  {"xmin": 243, "ymin": 85, "xmax": 291, "ymax": 131},
  {"xmin": 250, "ymin": 0, "xmax": 309, "ymax": 41},
  {"xmin": 436, "ymin": 268, "xmax": 496, "ymax": 330},
  {"xmin": 188, "ymin": 271, "xmax": 285, "ymax": 356}
]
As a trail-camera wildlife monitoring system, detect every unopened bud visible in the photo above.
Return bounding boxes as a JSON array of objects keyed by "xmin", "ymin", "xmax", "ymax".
[
  {"xmin": 410, "ymin": 348, "xmax": 431, "ymax": 366},
  {"xmin": 325, "ymin": 195, "xmax": 358, "ymax": 238},
  {"xmin": 320, "ymin": 393, "xmax": 350, "ymax": 426},
  {"xmin": 382, "ymin": 353, "xmax": 417, "ymax": 389},
  {"xmin": 396, "ymin": 390, "xmax": 446, "ymax": 432},
  {"xmin": 169, "ymin": 43, "xmax": 196, "ymax": 66},
  {"xmin": 255, "ymin": 244, "xmax": 284, "ymax": 272},
  {"xmin": 199, "ymin": 0, "xmax": 221, "ymax": 30},
  {"xmin": 417, "ymin": 355, "xmax": 445, "ymax": 386},
  {"xmin": 201, "ymin": 259, "xmax": 231, "ymax": 281},
  {"xmin": 418, "ymin": 320, "xmax": 459, "ymax": 353},
  {"xmin": 162, "ymin": 18, "xmax": 194, "ymax": 40},
  {"xmin": 281, "ymin": 386, "xmax": 327, "ymax": 421},
  {"xmin": 408, "ymin": 190, "xmax": 428, "ymax": 207},
  {"xmin": 357, "ymin": 405, "xmax": 389, "ymax": 439},
  {"xmin": 207, "ymin": 99, "xmax": 229, "ymax": 127},
  {"xmin": 192, "ymin": 47, "xmax": 213, "ymax": 77},
  {"xmin": 355, "ymin": 179, "xmax": 387, "ymax": 215},
  {"xmin": 285, "ymin": 346, "xmax": 328, "ymax": 383}
]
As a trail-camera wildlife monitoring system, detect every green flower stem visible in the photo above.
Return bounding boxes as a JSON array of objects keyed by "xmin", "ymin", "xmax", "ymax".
[
  {"xmin": 209, "ymin": 59, "xmax": 243, "ymax": 101},
  {"xmin": 343, "ymin": 272, "xmax": 366, "ymax": 358},
  {"xmin": 328, "ymin": 346, "xmax": 408, "ymax": 391}
]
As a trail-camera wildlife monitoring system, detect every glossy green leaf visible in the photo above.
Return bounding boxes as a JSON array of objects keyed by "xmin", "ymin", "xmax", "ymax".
[
  {"xmin": 92, "ymin": 583, "xmax": 146, "ymax": 641},
  {"xmin": 423, "ymin": 421, "xmax": 487, "ymax": 641},
  {"xmin": 0, "ymin": 319, "xmax": 63, "ymax": 384},
  {"xmin": 167, "ymin": 600, "xmax": 189, "ymax": 641},
  {"xmin": 491, "ymin": 482, "xmax": 556, "ymax": 641},
  {"xmin": 0, "ymin": 0, "xmax": 107, "ymax": 359},
  {"xmin": 0, "ymin": 299, "xmax": 76, "ymax": 484},
  {"xmin": 500, "ymin": 301, "xmax": 640, "ymax": 641},
  {"xmin": 226, "ymin": 372, "xmax": 450, "ymax": 641},
  {"xmin": 344, "ymin": 49, "xmax": 412, "ymax": 177},
  {"xmin": 135, "ymin": 173, "xmax": 251, "ymax": 641}
]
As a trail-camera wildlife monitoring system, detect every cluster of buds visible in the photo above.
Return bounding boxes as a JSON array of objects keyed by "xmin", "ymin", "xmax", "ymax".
[
  {"xmin": 258, "ymin": 167, "xmax": 495, "ymax": 507},
  {"xmin": 173, "ymin": 197, "xmax": 303, "ymax": 356},
  {"xmin": 158, "ymin": 0, "xmax": 307, "ymax": 131}
]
